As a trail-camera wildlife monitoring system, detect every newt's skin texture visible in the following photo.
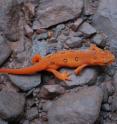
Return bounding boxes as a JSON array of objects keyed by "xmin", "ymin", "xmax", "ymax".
[{"xmin": 0, "ymin": 44, "xmax": 115, "ymax": 81}]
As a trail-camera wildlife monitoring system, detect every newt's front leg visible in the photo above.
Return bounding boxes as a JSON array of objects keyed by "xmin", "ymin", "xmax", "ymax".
[
  {"xmin": 74, "ymin": 64, "xmax": 87, "ymax": 75},
  {"xmin": 32, "ymin": 54, "xmax": 42, "ymax": 64},
  {"xmin": 47, "ymin": 69, "xmax": 70, "ymax": 81}
]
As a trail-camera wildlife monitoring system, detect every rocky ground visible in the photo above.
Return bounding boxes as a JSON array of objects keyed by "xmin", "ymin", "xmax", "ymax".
[{"xmin": 0, "ymin": 0, "xmax": 117, "ymax": 124}]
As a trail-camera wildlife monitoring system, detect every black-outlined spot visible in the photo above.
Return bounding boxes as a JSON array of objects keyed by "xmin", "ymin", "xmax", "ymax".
[
  {"xmin": 63, "ymin": 58, "xmax": 68, "ymax": 63},
  {"xmin": 75, "ymin": 57, "xmax": 79, "ymax": 61},
  {"xmin": 50, "ymin": 61, "xmax": 55, "ymax": 65}
]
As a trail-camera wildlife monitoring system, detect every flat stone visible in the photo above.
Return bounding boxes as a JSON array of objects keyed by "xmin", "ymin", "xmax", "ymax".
[
  {"xmin": 84, "ymin": 0, "xmax": 99, "ymax": 15},
  {"xmin": 65, "ymin": 36, "xmax": 82, "ymax": 48},
  {"xmin": 9, "ymin": 74, "xmax": 41, "ymax": 91},
  {"xmin": 48, "ymin": 86, "xmax": 103, "ymax": 124},
  {"xmin": 0, "ymin": 119, "xmax": 8, "ymax": 124},
  {"xmin": 34, "ymin": 0, "xmax": 83, "ymax": 28},
  {"xmin": 101, "ymin": 103, "xmax": 111, "ymax": 112},
  {"xmin": 54, "ymin": 24, "xmax": 65, "ymax": 38},
  {"xmin": 0, "ymin": 42, "xmax": 12, "ymax": 66},
  {"xmin": 93, "ymin": 0, "xmax": 117, "ymax": 55},
  {"xmin": 26, "ymin": 107, "xmax": 38, "ymax": 120},
  {"xmin": 0, "ymin": 90, "xmax": 25, "ymax": 120},
  {"xmin": 113, "ymin": 71, "xmax": 117, "ymax": 92},
  {"xmin": 24, "ymin": 24, "xmax": 33, "ymax": 38},
  {"xmin": 70, "ymin": 18, "xmax": 83, "ymax": 31},
  {"xmin": 91, "ymin": 33, "xmax": 108, "ymax": 47},
  {"xmin": 39, "ymin": 85, "xmax": 65, "ymax": 99},
  {"xmin": 32, "ymin": 39, "xmax": 48, "ymax": 57},
  {"xmin": 111, "ymin": 95, "xmax": 117, "ymax": 112},
  {"xmin": 79, "ymin": 22, "xmax": 96, "ymax": 36},
  {"xmin": 60, "ymin": 68, "xmax": 97, "ymax": 87}
]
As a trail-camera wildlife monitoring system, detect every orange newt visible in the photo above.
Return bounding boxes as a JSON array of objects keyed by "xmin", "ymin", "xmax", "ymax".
[{"xmin": 0, "ymin": 44, "xmax": 115, "ymax": 81}]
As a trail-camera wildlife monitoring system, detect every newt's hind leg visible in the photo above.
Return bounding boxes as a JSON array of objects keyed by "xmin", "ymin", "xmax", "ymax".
[
  {"xmin": 74, "ymin": 64, "xmax": 87, "ymax": 75},
  {"xmin": 32, "ymin": 54, "xmax": 42, "ymax": 64},
  {"xmin": 47, "ymin": 69, "xmax": 71, "ymax": 81}
]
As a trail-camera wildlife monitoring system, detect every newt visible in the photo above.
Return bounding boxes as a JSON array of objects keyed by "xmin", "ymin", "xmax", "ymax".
[{"xmin": 0, "ymin": 44, "xmax": 115, "ymax": 81}]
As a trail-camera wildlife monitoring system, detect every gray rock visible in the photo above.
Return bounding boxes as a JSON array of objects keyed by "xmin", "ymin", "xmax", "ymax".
[
  {"xmin": 32, "ymin": 40, "xmax": 48, "ymax": 57},
  {"xmin": 110, "ymin": 113, "xmax": 117, "ymax": 121},
  {"xmin": 34, "ymin": 0, "xmax": 83, "ymax": 28},
  {"xmin": 57, "ymin": 34, "xmax": 68, "ymax": 43},
  {"xmin": 91, "ymin": 33, "xmax": 108, "ymax": 47},
  {"xmin": 35, "ymin": 33, "xmax": 48, "ymax": 40},
  {"xmin": 111, "ymin": 95, "xmax": 117, "ymax": 112},
  {"xmin": 48, "ymin": 86, "xmax": 103, "ymax": 124},
  {"xmin": 9, "ymin": 74, "xmax": 41, "ymax": 91},
  {"xmin": 101, "ymin": 103, "xmax": 111, "ymax": 112},
  {"xmin": 0, "ymin": 119, "xmax": 8, "ymax": 124},
  {"xmin": 102, "ymin": 120, "xmax": 116, "ymax": 124},
  {"xmin": 113, "ymin": 71, "xmax": 117, "ymax": 92},
  {"xmin": 70, "ymin": 18, "xmax": 83, "ymax": 31},
  {"xmin": 0, "ymin": 0, "xmax": 13, "ymax": 32},
  {"xmin": 79, "ymin": 22, "xmax": 96, "ymax": 36},
  {"xmin": 24, "ymin": 24, "xmax": 33, "ymax": 38},
  {"xmin": 65, "ymin": 36, "xmax": 82, "ymax": 48},
  {"xmin": 0, "ymin": 42, "xmax": 12, "ymax": 66},
  {"xmin": 23, "ymin": 120, "xmax": 30, "ymax": 124},
  {"xmin": 26, "ymin": 107, "xmax": 38, "ymax": 120},
  {"xmin": 54, "ymin": 24, "xmax": 65, "ymax": 38},
  {"xmin": 0, "ymin": 90, "xmax": 25, "ymax": 120},
  {"xmin": 39, "ymin": 85, "xmax": 65, "ymax": 99},
  {"xmin": 93, "ymin": 0, "xmax": 117, "ymax": 55},
  {"xmin": 84, "ymin": 0, "xmax": 99, "ymax": 15},
  {"xmin": 42, "ymin": 100, "xmax": 53, "ymax": 112},
  {"xmin": 60, "ymin": 68, "xmax": 97, "ymax": 87}
]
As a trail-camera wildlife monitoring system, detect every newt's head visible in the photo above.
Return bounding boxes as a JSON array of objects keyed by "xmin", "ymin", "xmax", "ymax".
[{"xmin": 90, "ymin": 44, "xmax": 115, "ymax": 66}]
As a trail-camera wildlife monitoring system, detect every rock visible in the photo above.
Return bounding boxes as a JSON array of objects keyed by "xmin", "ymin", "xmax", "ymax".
[
  {"xmin": 102, "ymin": 120, "xmax": 116, "ymax": 124},
  {"xmin": 24, "ymin": 2, "xmax": 36, "ymax": 17},
  {"xmin": 32, "ymin": 40, "xmax": 48, "ymax": 57},
  {"xmin": 91, "ymin": 33, "xmax": 108, "ymax": 47},
  {"xmin": 42, "ymin": 101, "xmax": 53, "ymax": 112},
  {"xmin": 54, "ymin": 24, "xmax": 65, "ymax": 38},
  {"xmin": 39, "ymin": 85, "xmax": 65, "ymax": 99},
  {"xmin": 113, "ymin": 71, "xmax": 117, "ymax": 92},
  {"xmin": 111, "ymin": 95, "xmax": 117, "ymax": 112},
  {"xmin": 0, "ymin": 119, "xmax": 8, "ymax": 124},
  {"xmin": 109, "ymin": 113, "xmax": 117, "ymax": 121},
  {"xmin": 23, "ymin": 120, "xmax": 30, "ymax": 124},
  {"xmin": 0, "ymin": 0, "xmax": 13, "ymax": 32},
  {"xmin": 57, "ymin": 34, "xmax": 68, "ymax": 43},
  {"xmin": 0, "ymin": 90, "xmax": 25, "ymax": 120},
  {"xmin": 101, "ymin": 103, "xmax": 111, "ymax": 112},
  {"xmin": 24, "ymin": 24, "xmax": 33, "ymax": 38},
  {"xmin": 34, "ymin": 0, "xmax": 83, "ymax": 28},
  {"xmin": 100, "ymin": 80, "xmax": 115, "ymax": 103},
  {"xmin": 83, "ymin": 0, "xmax": 99, "ymax": 15},
  {"xmin": 104, "ymin": 81, "xmax": 115, "ymax": 96},
  {"xmin": 34, "ymin": 33, "xmax": 48, "ymax": 40},
  {"xmin": 0, "ymin": 42, "xmax": 12, "ymax": 66},
  {"xmin": 60, "ymin": 68, "xmax": 97, "ymax": 87},
  {"xmin": 70, "ymin": 18, "xmax": 83, "ymax": 31},
  {"xmin": 9, "ymin": 74, "xmax": 41, "ymax": 91},
  {"xmin": 79, "ymin": 22, "xmax": 96, "ymax": 36},
  {"xmin": 65, "ymin": 36, "xmax": 82, "ymax": 48},
  {"xmin": 26, "ymin": 107, "xmax": 38, "ymax": 120},
  {"xmin": 48, "ymin": 86, "xmax": 103, "ymax": 124},
  {"xmin": 93, "ymin": 0, "xmax": 117, "ymax": 55}
]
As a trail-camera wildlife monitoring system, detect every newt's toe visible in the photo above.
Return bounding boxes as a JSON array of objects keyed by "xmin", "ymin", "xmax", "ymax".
[{"xmin": 61, "ymin": 72, "xmax": 71, "ymax": 81}]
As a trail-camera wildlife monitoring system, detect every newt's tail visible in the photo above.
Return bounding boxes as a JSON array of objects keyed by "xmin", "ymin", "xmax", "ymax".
[{"xmin": 0, "ymin": 62, "xmax": 46, "ymax": 75}]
